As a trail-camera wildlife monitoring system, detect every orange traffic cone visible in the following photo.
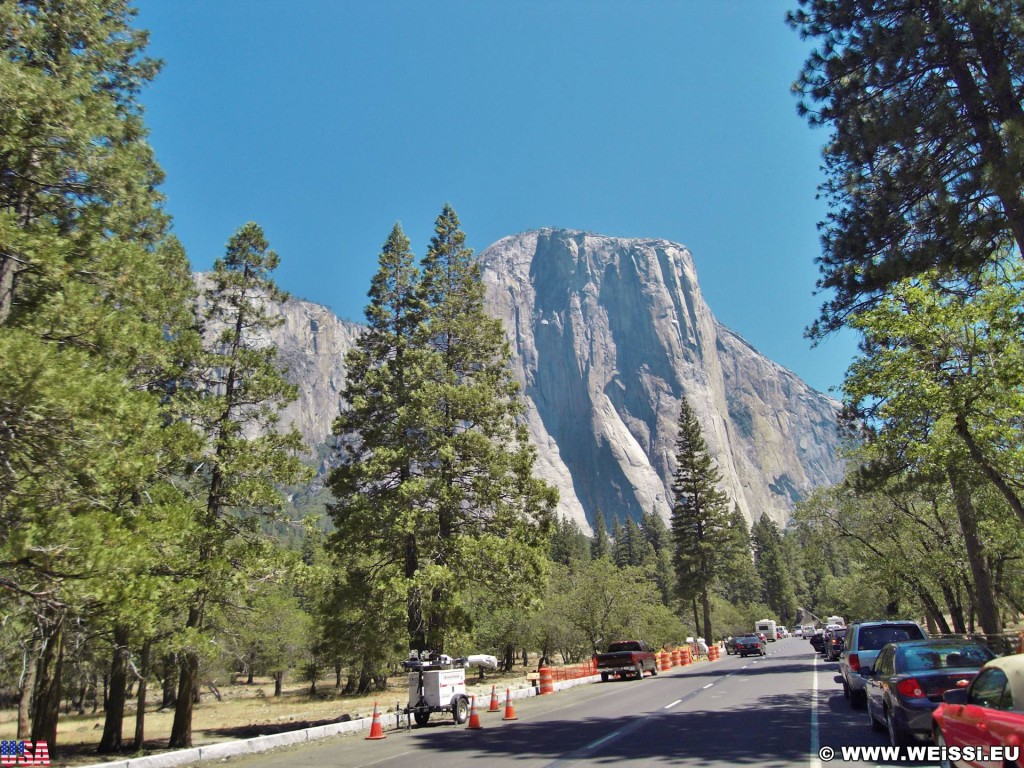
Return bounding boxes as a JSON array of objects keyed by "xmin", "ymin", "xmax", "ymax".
[
  {"xmin": 488, "ymin": 684, "xmax": 500, "ymax": 712},
  {"xmin": 467, "ymin": 695, "xmax": 483, "ymax": 729},
  {"xmin": 502, "ymin": 688, "xmax": 518, "ymax": 721},
  {"xmin": 366, "ymin": 701, "xmax": 386, "ymax": 740}
]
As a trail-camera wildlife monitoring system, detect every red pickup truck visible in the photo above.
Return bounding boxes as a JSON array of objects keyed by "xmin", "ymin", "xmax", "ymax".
[{"xmin": 594, "ymin": 640, "xmax": 658, "ymax": 681}]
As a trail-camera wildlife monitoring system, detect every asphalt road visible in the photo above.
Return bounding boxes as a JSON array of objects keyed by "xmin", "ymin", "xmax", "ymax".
[{"xmin": 220, "ymin": 638, "xmax": 937, "ymax": 768}]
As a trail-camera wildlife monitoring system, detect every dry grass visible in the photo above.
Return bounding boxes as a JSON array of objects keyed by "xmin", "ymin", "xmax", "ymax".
[{"xmin": 0, "ymin": 665, "xmax": 540, "ymax": 767}]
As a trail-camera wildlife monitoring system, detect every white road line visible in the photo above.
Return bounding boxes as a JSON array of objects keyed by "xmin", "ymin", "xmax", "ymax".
[
  {"xmin": 702, "ymin": 683, "xmax": 713, "ymax": 689},
  {"xmin": 810, "ymin": 653, "xmax": 821, "ymax": 768},
  {"xmin": 585, "ymin": 729, "xmax": 623, "ymax": 751},
  {"xmin": 664, "ymin": 699, "xmax": 682, "ymax": 709}
]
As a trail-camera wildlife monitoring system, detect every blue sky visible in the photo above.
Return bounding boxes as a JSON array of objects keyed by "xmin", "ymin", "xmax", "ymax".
[{"xmin": 135, "ymin": 1, "xmax": 856, "ymax": 396}]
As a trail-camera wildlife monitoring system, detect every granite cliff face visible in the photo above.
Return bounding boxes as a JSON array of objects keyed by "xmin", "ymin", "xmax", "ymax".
[
  {"xmin": 478, "ymin": 229, "xmax": 843, "ymax": 532},
  {"xmin": 225, "ymin": 228, "xmax": 842, "ymax": 531}
]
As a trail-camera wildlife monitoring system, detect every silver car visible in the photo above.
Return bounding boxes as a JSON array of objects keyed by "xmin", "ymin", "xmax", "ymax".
[{"xmin": 838, "ymin": 620, "xmax": 928, "ymax": 708}]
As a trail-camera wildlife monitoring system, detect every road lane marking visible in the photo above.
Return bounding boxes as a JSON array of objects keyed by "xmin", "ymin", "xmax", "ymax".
[
  {"xmin": 585, "ymin": 729, "xmax": 623, "ymax": 751},
  {"xmin": 664, "ymin": 699, "xmax": 682, "ymax": 709},
  {"xmin": 702, "ymin": 683, "xmax": 713, "ymax": 689},
  {"xmin": 810, "ymin": 652, "xmax": 821, "ymax": 768}
]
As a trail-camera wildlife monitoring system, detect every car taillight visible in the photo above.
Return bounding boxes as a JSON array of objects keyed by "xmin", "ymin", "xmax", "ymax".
[
  {"xmin": 848, "ymin": 653, "xmax": 860, "ymax": 672},
  {"xmin": 897, "ymin": 678, "xmax": 926, "ymax": 698}
]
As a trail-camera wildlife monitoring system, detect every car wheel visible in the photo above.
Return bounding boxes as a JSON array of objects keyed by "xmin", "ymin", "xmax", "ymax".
[
  {"xmin": 885, "ymin": 708, "xmax": 909, "ymax": 747},
  {"xmin": 842, "ymin": 677, "xmax": 850, "ymax": 700},
  {"xmin": 651, "ymin": 663, "xmax": 658, "ymax": 676},
  {"xmin": 601, "ymin": 672, "xmax": 609, "ymax": 682},
  {"xmin": 935, "ymin": 730, "xmax": 954, "ymax": 768},
  {"xmin": 635, "ymin": 663, "xmax": 644, "ymax": 679},
  {"xmin": 453, "ymin": 695, "xmax": 469, "ymax": 725}
]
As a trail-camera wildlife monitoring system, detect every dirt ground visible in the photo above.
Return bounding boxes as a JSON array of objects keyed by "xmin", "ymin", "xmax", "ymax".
[{"xmin": 0, "ymin": 664, "xmax": 540, "ymax": 767}]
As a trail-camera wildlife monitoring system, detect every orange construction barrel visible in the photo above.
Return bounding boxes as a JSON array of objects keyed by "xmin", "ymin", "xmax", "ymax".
[
  {"xmin": 538, "ymin": 665, "xmax": 554, "ymax": 695},
  {"xmin": 671, "ymin": 648, "xmax": 680, "ymax": 667},
  {"xmin": 679, "ymin": 647, "xmax": 691, "ymax": 666}
]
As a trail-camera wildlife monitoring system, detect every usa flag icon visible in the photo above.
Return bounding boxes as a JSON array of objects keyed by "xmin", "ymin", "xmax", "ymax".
[{"xmin": 0, "ymin": 741, "xmax": 50, "ymax": 766}]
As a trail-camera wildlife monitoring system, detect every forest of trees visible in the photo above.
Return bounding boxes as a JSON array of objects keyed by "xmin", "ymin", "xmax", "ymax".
[{"xmin": 2, "ymin": 0, "xmax": 1023, "ymax": 757}]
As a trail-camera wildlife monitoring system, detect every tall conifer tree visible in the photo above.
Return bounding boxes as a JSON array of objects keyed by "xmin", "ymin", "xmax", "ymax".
[
  {"xmin": 671, "ymin": 397, "xmax": 731, "ymax": 641},
  {"xmin": 169, "ymin": 223, "xmax": 309, "ymax": 748}
]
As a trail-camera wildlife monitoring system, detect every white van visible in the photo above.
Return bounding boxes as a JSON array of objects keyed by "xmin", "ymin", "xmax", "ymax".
[{"xmin": 755, "ymin": 619, "xmax": 777, "ymax": 641}]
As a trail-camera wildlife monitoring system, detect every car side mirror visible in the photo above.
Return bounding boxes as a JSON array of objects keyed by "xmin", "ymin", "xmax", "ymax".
[{"xmin": 942, "ymin": 689, "xmax": 968, "ymax": 705}]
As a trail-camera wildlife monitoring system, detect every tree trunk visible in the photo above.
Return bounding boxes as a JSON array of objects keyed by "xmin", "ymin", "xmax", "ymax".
[
  {"xmin": 17, "ymin": 645, "xmax": 37, "ymax": 740},
  {"xmin": 168, "ymin": 651, "xmax": 199, "ymax": 748},
  {"xmin": 160, "ymin": 655, "xmax": 177, "ymax": 709},
  {"xmin": 334, "ymin": 663, "xmax": 342, "ymax": 689},
  {"xmin": 133, "ymin": 641, "xmax": 150, "ymax": 752},
  {"xmin": 274, "ymin": 671, "xmax": 283, "ymax": 698},
  {"xmin": 31, "ymin": 611, "xmax": 66, "ymax": 747},
  {"xmin": 98, "ymin": 625, "xmax": 131, "ymax": 753},
  {"xmin": 701, "ymin": 587, "xmax": 713, "ymax": 643},
  {"xmin": 947, "ymin": 463, "xmax": 1002, "ymax": 635},
  {"xmin": 169, "ymin": 601, "xmax": 204, "ymax": 749},
  {"xmin": 406, "ymin": 533, "xmax": 424, "ymax": 652}
]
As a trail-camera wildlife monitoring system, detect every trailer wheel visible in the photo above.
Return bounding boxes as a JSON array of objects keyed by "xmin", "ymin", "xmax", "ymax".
[
  {"xmin": 452, "ymin": 695, "xmax": 469, "ymax": 725},
  {"xmin": 414, "ymin": 709, "xmax": 430, "ymax": 726}
]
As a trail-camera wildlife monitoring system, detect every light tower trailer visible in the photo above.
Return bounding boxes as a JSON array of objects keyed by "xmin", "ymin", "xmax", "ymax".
[{"xmin": 401, "ymin": 651, "xmax": 497, "ymax": 727}]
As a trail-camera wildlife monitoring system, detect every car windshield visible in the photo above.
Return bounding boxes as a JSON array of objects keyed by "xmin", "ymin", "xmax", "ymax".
[
  {"xmin": 901, "ymin": 644, "xmax": 994, "ymax": 671},
  {"xmin": 857, "ymin": 625, "xmax": 924, "ymax": 651}
]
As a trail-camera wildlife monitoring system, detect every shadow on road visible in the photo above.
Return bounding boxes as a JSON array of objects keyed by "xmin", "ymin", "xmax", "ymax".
[{"xmin": 407, "ymin": 692, "xmax": 811, "ymax": 765}]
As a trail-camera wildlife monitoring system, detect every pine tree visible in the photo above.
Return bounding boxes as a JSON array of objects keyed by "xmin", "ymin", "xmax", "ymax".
[
  {"xmin": 0, "ymin": 0, "xmax": 196, "ymax": 746},
  {"xmin": 590, "ymin": 508, "xmax": 610, "ymax": 560},
  {"xmin": 413, "ymin": 203, "xmax": 556, "ymax": 650},
  {"xmin": 751, "ymin": 516, "xmax": 798, "ymax": 626},
  {"xmin": 788, "ymin": 0, "xmax": 1024, "ymax": 336},
  {"xmin": 670, "ymin": 397, "xmax": 732, "ymax": 641},
  {"xmin": 549, "ymin": 517, "xmax": 591, "ymax": 566},
  {"xmin": 168, "ymin": 223, "xmax": 309, "ymax": 748},
  {"xmin": 641, "ymin": 508, "xmax": 675, "ymax": 605},
  {"xmin": 716, "ymin": 505, "xmax": 763, "ymax": 607},
  {"xmin": 328, "ymin": 223, "xmax": 429, "ymax": 649},
  {"xmin": 330, "ymin": 207, "xmax": 556, "ymax": 655}
]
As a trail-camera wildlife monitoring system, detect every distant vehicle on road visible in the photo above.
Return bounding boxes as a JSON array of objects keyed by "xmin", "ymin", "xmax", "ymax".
[
  {"xmin": 865, "ymin": 639, "xmax": 994, "ymax": 747},
  {"xmin": 824, "ymin": 627, "xmax": 848, "ymax": 661},
  {"xmin": 595, "ymin": 640, "xmax": 658, "ymax": 681},
  {"xmin": 932, "ymin": 653, "xmax": 1024, "ymax": 768},
  {"xmin": 755, "ymin": 619, "xmax": 777, "ymax": 641},
  {"xmin": 734, "ymin": 636, "xmax": 766, "ymax": 658}
]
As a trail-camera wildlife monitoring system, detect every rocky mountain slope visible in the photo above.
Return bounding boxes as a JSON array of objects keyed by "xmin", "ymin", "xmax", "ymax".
[
  {"xmin": 243, "ymin": 229, "xmax": 843, "ymax": 532},
  {"xmin": 479, "ymin": 230, "xmax": 842, "ymax": 532}
]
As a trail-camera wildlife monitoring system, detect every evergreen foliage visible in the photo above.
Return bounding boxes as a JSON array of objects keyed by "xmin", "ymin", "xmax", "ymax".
[
  {"xmin": 328, "ymin": 206, "xmax": 557, "ymax": 655},
  {"xmin": 670, "ymin": 397, "xmax": 732, "ymax": 641},
  {"xmin": 789, "ymin": 0, "xmax": 1024, "ymax": 335}
]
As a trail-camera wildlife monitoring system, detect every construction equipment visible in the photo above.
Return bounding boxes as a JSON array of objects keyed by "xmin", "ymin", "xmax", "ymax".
[{"xmin": 401, "ymin": 651, "xmax": 497, "ymax": 727}]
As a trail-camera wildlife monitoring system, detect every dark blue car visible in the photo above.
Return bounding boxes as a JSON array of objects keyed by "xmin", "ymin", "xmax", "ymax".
[{"xmin": 865, "ymin": 639, "xmax": 995, "ymax": 747}]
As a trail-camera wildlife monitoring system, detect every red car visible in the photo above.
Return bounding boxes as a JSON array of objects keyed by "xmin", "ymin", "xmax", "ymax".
[{"xmin": 932, "ymin": 653, "xmax": 1024, "ymax": 768}]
